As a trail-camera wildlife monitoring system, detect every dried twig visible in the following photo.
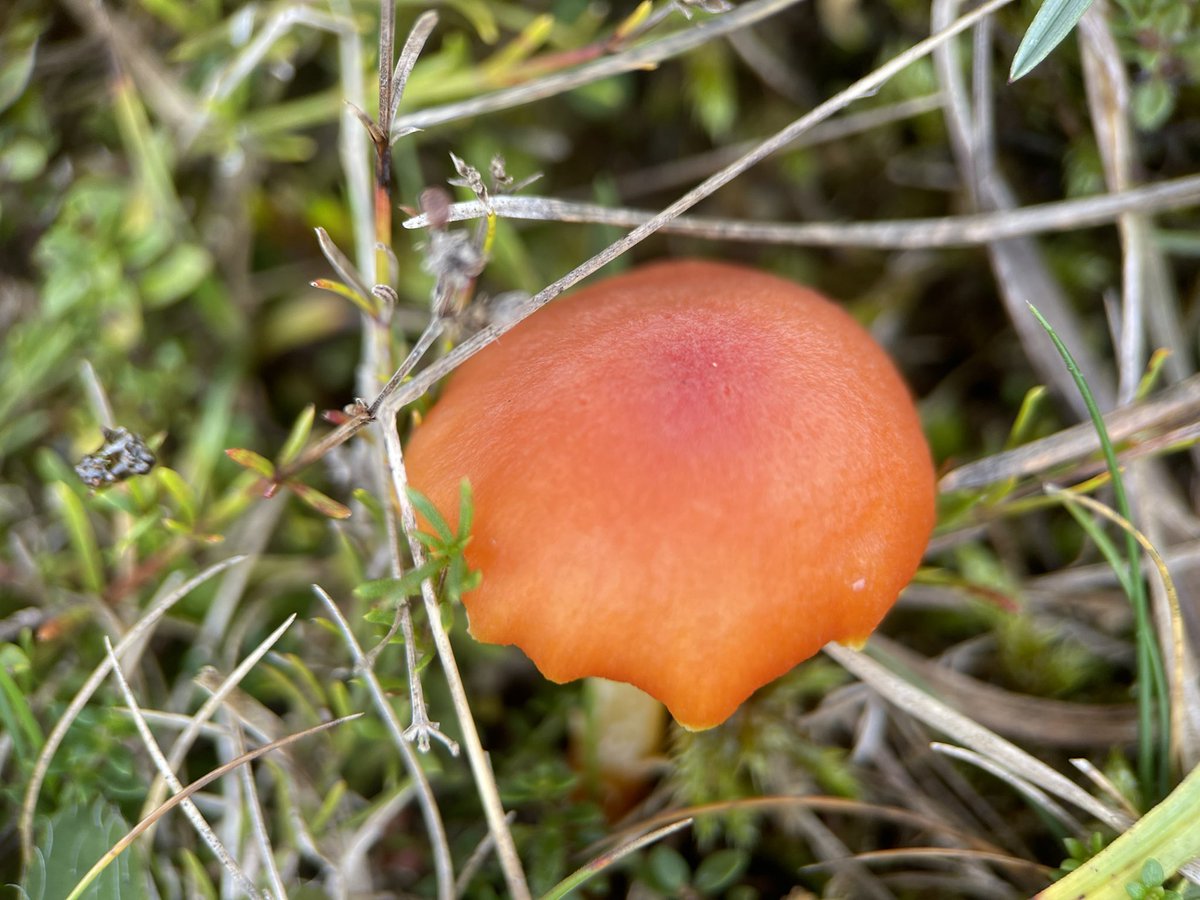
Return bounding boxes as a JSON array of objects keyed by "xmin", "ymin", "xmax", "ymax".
[
  {"xmin": 401, "ymin": 174, "xmax": 1200, "ymax": 247},
  {"xmin": 312, "ymin": 585, "xmax": 456, "ymax": 900}
]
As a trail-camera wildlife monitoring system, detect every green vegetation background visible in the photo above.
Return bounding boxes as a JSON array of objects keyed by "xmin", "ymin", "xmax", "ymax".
[{"xmin": 2, "ymin": 0, "xmax": 1200, "ymax": 896}]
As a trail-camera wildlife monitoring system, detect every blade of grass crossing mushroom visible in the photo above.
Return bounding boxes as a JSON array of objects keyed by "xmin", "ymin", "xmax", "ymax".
[
  {"xmin": 1028, "ymin": 302, "xmax": 1170, "ymax": 799},
  {"xmin": 63, "ymin": 713, "xmax": 362, "ymax": 900}
]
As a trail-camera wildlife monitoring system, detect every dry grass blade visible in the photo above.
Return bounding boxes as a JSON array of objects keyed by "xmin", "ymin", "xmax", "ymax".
[
  {"xmin": 63, "ymin": 714, "xmax": 362, "ymax": 900},
  {"xmin": 102, "ymin": 637, "xmax": 261, "ymax": 898},
  {"xmin": 605, "ymin": 93, "xmax": 944, "ymax": 198},
  {"xmin": 395, "ymin": 0, "xmax": 802, "ymax": 131},
  {"xmin": 543, "ymin": 818, "xmax": 696, "ymax": 900},
  {"xmin": 20, "ymin": 555, "xmax": 247, "ymax": 871},
  {"xmin": 931, "ymin": 743, "xmax": 1085, "ymax": 835},
  {"xmin": 868, "ymin": 635, "xmax": 1137, "ymax": 748},
  {"xmin": 801, "ymin": 847, "xmax": 1055, "ymax": 879},
  {"xmin": 823, "ymin": 642, "xmax": 1130, "ymax": 831},
  {"xmin": 1045, "ymin": 488, "xmax": 1194, "ymax": 767},
  {"xmin": 229, "ymin": 718, "xmax": 288, "ymax": 900},
  {"xmin": 454, "ymin": 811, "xmax": 517, "ymax": 898},
  {"xmin": 387, "ymin": 12, "xmax": 439, "ymax": 137},
  {"xmin": 336, "ymin": 783, "xmax": 417, "ymax": 885},
  {"xmin": 605, "ymin": 795, "xmax": 1009, "ymax": 855},
  {"xmin": 143, "ymin": 613, "xmax": 298, "ymax": 820},
  {"xmin": 933, "ymin": 0, "xmax": 1113, "ymax": 417},
  {"xmin": 1071, "ymin": 758, "xmax": 1141, "ymax": 818},
  {"xmin": 402, "ymin": 175, "xmax": 1200, "ymax": 247},
  {"xmin": 939, "ymin": 373, "xmax": 1200, "ymax": 491}
]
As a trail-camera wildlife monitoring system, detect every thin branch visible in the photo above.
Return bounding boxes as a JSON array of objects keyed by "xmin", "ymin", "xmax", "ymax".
[
  {"xmin": 379, "ymin": 419, "xmax": 531, "ymax": 899},
  {"xmin": 230, "ymin": 716, "xmax": 289, "ymax": 900},
  {"xmin": 312, "ymin": 585, "xmax": 456, "ymax": 900},
  {"xmin": 401, "ymin": 174, "xmax": 1200, "ymax": 247}
]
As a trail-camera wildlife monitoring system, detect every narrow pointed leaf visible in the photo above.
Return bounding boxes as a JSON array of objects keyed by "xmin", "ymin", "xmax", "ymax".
[
  {"xmin": 311, "ymin": 278, "xmax": 382, "ymax": 318},
  {"xmin": 286, "ymin": 480, "xmax": 352, "ymax": 519},
  {"xmin": 406, "ymin": 486, "xmax": 453, "ymax": 541},
  {"xmin": 278, "ymin": 404, "xmax": 316, "ymax": 466},
  {"xmin": 456, "ymin": 478, "xmax": 475, "ymax": 538},
  {"xmin": 224, "ymin": 448, "xmax": 276, "ymax": 480},
  {"xmin": 54, "ymin": 483, "xmax": 104, "ymax": 594},
  {"xmin": 314, "ymin": 227, "xmax": 371, "ymax": 299},
  {"xmin": 1010, "ymin": 0, "xmax": 1095, "ymax": 82},
  {"xmin": 155, "ymin": 467, "xmax": 196, "ymax": 525}
]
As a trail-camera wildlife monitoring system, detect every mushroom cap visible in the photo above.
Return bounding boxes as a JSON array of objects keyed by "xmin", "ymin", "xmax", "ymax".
[{"xmin": 405, "ymin": 259, "xmax": 935, "ymax": 729}]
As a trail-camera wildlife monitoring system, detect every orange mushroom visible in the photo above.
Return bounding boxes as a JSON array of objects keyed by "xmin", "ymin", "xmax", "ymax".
[{"xmin": 405, "ymin": 259, "xmax": 935, "ymax": 730}]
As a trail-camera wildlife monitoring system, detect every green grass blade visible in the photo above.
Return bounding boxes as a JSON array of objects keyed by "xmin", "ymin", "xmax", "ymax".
[
  {"xmin": 53, "ymin": 482, "xmax": 105, "ymax": 595},
  {"xmin": 1010, "ymin": 0, "xmax": 1095, "ymax": 81},
  {"xmin": 0, "ymin": 665, "xmax": 43, "ymax": 759},
  {"xmin": 1028, "ymin": 302, "xmax": 1169, "ymax": 799}
]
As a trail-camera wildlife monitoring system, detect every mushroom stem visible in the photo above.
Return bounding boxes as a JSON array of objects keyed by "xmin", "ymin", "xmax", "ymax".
[{"xmin": 381, "ymin": 417, "xmax": 532, "ymax": 900}]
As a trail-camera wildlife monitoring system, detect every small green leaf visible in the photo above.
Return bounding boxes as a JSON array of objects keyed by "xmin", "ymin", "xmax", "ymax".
[
  {"xmin": 138, "ymin": 243, "xmax": 212, "ymax": 307},
  {"xmin": 0, "ymin": 663, "xmax": 43, "ymax": 759},
  {"xmin": 1006, "ymin": 385, "xmax": 1047, "ymax": 449},
  {"xmin": 278, "ymin": 404, "xmax": 316, "ymax": 466},
  {"xmin": 1142, "ymin": 859, "xmax": 1165, "ymax": 886},
  {"xmin": 456, "ymin": 478, "xmax": 475, "ymax": 538},
  {"xmin": 354, "ymin": 561, "xmax": 445, "ymax": 603},
  {"xmin": 1132, "ymin": 79, "xmax": 1175, "ymax": 132},
  {"xmin": 1136, "ymin": 349, "xmax": 1171, "ymax": 401},
  {"xmin": 413, "ymin": 529, "xmax": 445, "ymax": 552},
  {"xmin": 311, "ymin": 278, "xmax": 382, "ymax": 318},
  {"xmin": 693, "ymin": 848, "xmax": 749, "ymax": 894},
  {"xmin": 42, "ymin": 800, "xmax": 152, "ymax": 900},
  {"xmin": 394, "ymin": 559, "xmax": 447, "ymax": 596},
  {"xmin": 0, "ymin": 20, "xmax": 39, "ymax": 114},
  {"xmin": 224, "ymin": 448, "xmax": 275, "ymax": 479},
  {"xmin": 287, "ymin": 480, "xmax": 352, "ymax": 519},
  {"xmin": 156, "ymin": 466, "xmax": 196, "ymax": 525},
  {"xmin": 646, "ymin": 845, "xmax": 691, "ymax": 894},
  {"xmin": 407, "ymin": 486, "xmax": 453, "ymax": 541},
  {"xmin": 1010, "ymin": 0, "xmax": 1096, "ymax": 82},
  {"xmin": 54, "ymin": 482, "xmax": 104, "ymax": 594},
  {"xmin": 0, "ymin": 134, "xmax": 49, "ymax": 182}
]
